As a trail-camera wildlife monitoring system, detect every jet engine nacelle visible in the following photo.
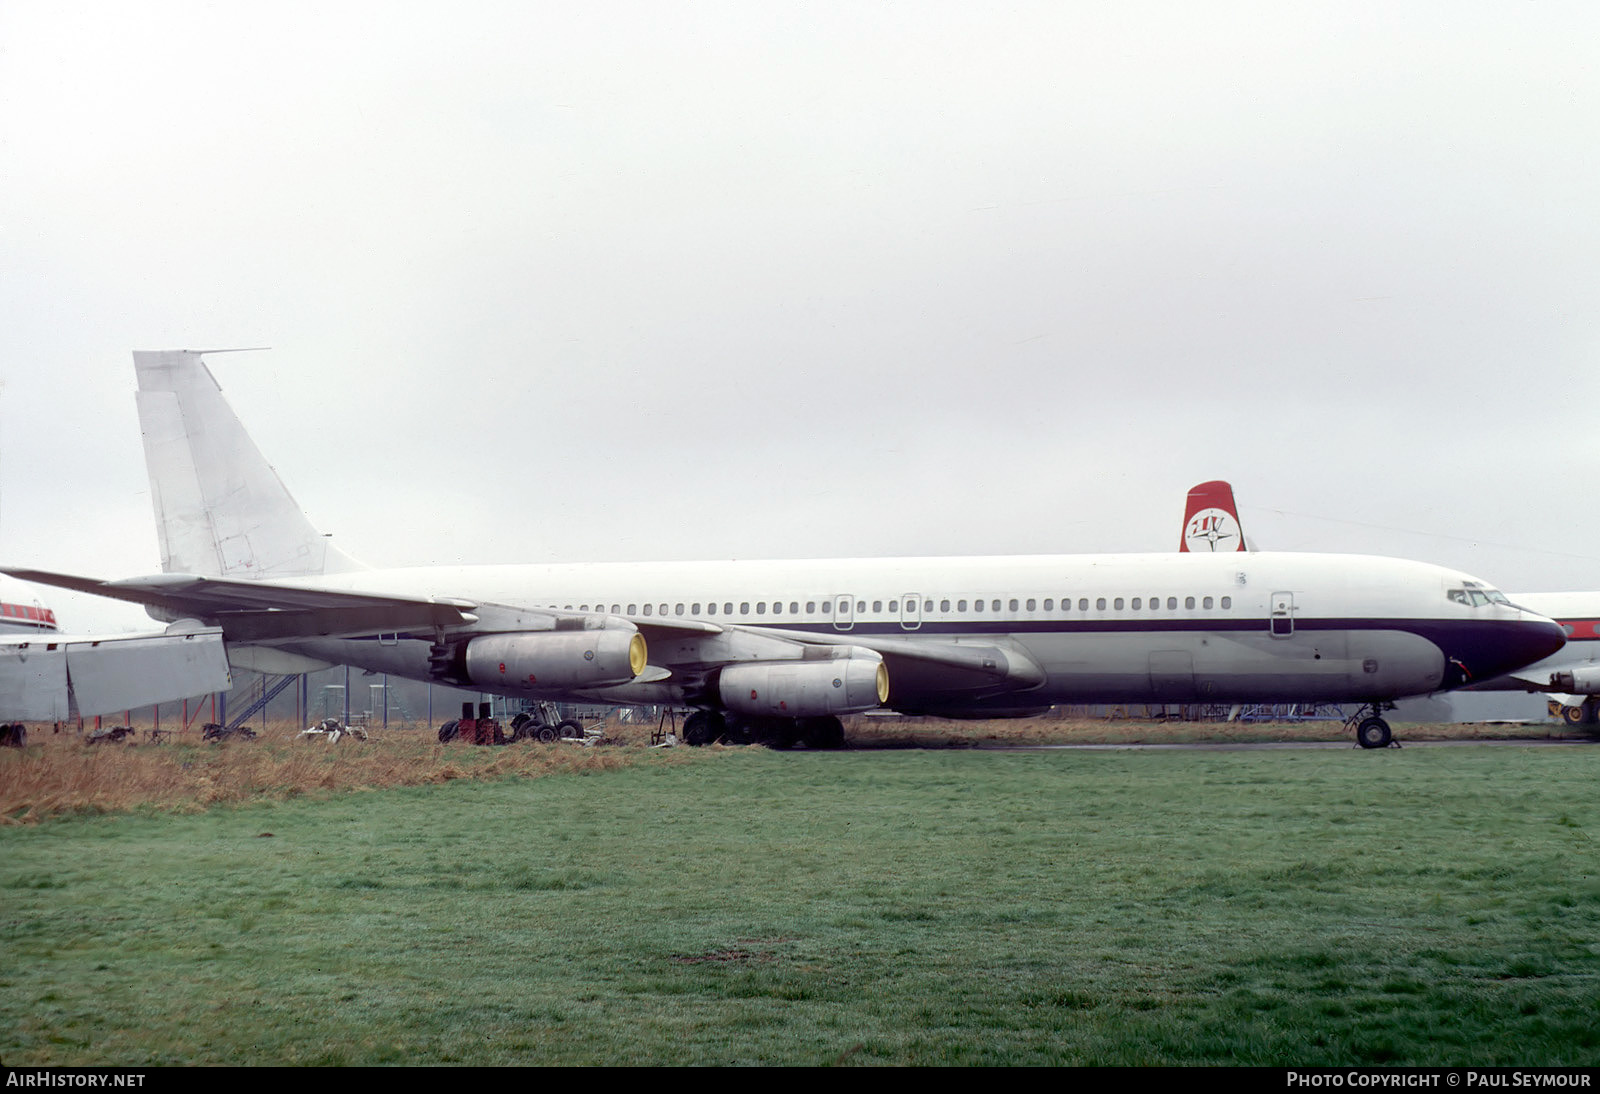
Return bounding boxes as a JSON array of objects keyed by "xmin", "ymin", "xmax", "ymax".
[
  {"xmin": 461, "ymin": 630, "xmax": 647, "ymax": 692},
  {"xmin": 719, "ymin": 653, "xmax": 888, "ymax": 718},
  {"xmin": 1550, "ymin": 665, "xmax": 1600, "ymax": 694}
]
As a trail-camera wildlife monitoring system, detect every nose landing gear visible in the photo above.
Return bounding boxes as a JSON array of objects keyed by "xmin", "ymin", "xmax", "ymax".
[{"xmin": 1347, "ymin": 703, "xmax": 1398, "ymax": 749}]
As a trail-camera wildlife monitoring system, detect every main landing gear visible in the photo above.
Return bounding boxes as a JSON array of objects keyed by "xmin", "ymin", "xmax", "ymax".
[
  {"xmin": 683, "ymin": 710, "xmax": 724, "ymax": 747},
  {"xmin": 681, "ymin": 710, "xmax": 846, "ymax": 750},
  {"xmin": 1552, "ymin": 698, "xmax": 1600, "ymax": 728},
  {"xmin": 1347, "ymin": 703, "xmax": 1397, "ymax": 749}
]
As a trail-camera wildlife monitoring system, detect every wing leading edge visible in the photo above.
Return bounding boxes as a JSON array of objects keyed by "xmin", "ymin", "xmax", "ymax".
[{"xmin": 1, "ymin": 568, "xmax": 478, "ymax": 642}]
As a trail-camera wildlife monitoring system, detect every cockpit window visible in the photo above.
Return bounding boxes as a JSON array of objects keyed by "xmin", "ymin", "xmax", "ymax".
[{"xmin": 1448, "ymin": 587, "xmax": 1505, "ymax": 607}]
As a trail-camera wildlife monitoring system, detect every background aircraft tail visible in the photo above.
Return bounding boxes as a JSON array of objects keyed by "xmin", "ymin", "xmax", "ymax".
[
  {"xmin": 1179, "ymin": 480, "xmax": 1248, "ymax": 553},
  {"xmin": 133, "ymin": 350, "xmax": 366, "ymax": 578}
]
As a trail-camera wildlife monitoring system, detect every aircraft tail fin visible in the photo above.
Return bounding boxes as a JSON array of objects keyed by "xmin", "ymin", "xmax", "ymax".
[
  {"xmin": 133, "ymin": 350, "xmax": 366, "ymax": 579},
  {"xmin": 1180, "ymin": 480, "xmax": 1248, "ymax": 553}
]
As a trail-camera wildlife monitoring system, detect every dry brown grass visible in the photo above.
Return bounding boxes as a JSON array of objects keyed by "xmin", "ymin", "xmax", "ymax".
[
  {"xmin": 0, "ymin": 716, "xmax": 683, "ymax": 824},
  {"xmin": 3, "ymin": 712, "xmax": 1583, "ymax": 823}
]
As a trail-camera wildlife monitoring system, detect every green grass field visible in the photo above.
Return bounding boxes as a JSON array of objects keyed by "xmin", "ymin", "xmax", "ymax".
[{"xmin": 4, "ymin": 744, "xmax": 1599, "ymax": 1065}]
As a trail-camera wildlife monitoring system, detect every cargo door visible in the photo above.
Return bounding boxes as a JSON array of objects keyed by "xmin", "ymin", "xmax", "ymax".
[{"xmin": 1148, "ymin": 650, "xmax": 1195, "ymax": 697}]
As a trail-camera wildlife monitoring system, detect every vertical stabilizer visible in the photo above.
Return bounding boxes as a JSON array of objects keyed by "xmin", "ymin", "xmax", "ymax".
[
  {"xmin": 133, "ymin": 350, "xmax": 365, "ymax": 578},
  {"xmin": 1180, "ymin": 480, "xmax": 1248, "ymax": 553}
]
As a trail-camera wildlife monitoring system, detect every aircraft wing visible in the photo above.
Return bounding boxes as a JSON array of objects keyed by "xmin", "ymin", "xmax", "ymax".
[
  {"xmin": 2, "ymin": 567, "xmax": 1043, "ymax": 707},
  {"xmin": 2, "ymin": 568, "xmax": 478, "ymax": 642},
  {"xmin": 632, "ymin": 618, "xmax": 724, "ymax": 636},
  {"xmin": 1, "ymin": 566, "xmax": 728, "ymax": 645},
  {"xmin": 1505, "ymin": 665, "xmax": 1560, "ymax": 688}
]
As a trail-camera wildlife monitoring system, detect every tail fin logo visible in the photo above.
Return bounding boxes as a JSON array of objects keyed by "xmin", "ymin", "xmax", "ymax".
[
  {"xmin": 1179, "ymin": 480, "xmax": 1247, "ymax": 553},
  {"xmin": 1184, "ymin": 509, "xmax": 1241, "ymax": 552}
]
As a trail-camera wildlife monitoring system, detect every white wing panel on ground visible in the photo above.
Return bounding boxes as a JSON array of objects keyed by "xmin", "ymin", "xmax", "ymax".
[
  {"xmin": 0, "ymin": 643, "xmax": 70, "ymax": 721},
  {"xmin": 0, "ymin": 628, "xmax": 232, "ymax": 722},
  {"xmin": 66, "ymin": 628, "xmax": 232, "ymax": 716}
]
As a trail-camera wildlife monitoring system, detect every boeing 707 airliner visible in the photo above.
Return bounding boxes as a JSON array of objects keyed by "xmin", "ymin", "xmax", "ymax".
[{"xmin": 3, "ymin": 352, "xmax": 1565, "ymax": 749}]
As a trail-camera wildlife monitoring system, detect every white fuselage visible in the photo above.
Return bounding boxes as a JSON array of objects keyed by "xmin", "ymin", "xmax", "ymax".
[{"xmin": 258, "ymin": 550, "xmax": 1564, "ymax": 713}]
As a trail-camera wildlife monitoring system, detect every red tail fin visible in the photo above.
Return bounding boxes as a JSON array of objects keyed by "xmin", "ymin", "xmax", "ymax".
[{"xmin": 1180, "ymin": 480, "xmax": 1246, "ymax": 553}]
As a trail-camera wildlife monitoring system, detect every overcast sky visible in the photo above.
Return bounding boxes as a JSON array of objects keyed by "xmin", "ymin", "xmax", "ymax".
[{"xmin": 2, "ymin": 1, "xmax": 1597, "ymax": 632}]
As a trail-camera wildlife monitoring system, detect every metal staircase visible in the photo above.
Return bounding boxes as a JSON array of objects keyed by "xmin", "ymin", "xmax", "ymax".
[{"xmin": 226, "ymin": 673, "xmax": 300, "ymax": 731}]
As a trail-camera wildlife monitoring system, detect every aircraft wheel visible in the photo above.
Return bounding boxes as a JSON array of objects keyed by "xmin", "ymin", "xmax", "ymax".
[
  {"xmin": 802, "ymin": 716, "xmax": 845, "ymax": 750},
  {"xmin": 556, "ymin": 719, "xmax": 582, "ymax": 738},
  {"xmin": 1558, "ymin": 702, "xmax": 1599, "ymax": 727},
  {"xmin": 684, "ymin": 711, "xmax": 717, "ymax": 746},
  {"xmin": 535, "ymin": 724, "xmax": 559, "ymax": 742},
  {"xmin": 1356, "ymin": 716, "xmax": 1392, "ymax": 749},
  {"xmin": 765, "ymin": 721, "xmax": 798, "ymax": 750},
  {"xmin": 822, "ymin": 716, "xmax": 845, "ymax": 749},
  {"xmin": 437, "ymin": 719, "xmax": 459, "ymax": 743}
]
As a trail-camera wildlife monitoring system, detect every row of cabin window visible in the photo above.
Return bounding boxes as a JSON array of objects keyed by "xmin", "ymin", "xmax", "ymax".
[{"xmin": 548, "ymin": 596, "xmax": 1235, "ymax": 616}]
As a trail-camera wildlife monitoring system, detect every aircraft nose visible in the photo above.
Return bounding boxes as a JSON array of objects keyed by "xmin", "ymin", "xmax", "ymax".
[{"xmin": 1458, "ymin": 612, "xmax": 1568, "ymax": 684}]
